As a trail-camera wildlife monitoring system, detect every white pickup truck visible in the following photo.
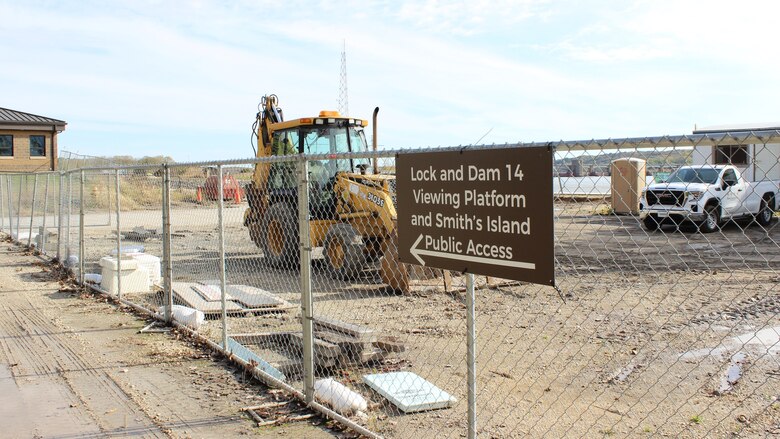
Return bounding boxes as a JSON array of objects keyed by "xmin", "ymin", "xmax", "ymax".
[{"xmin": 640, "ymin": 165, "xmax": 779, "ymax": 232}]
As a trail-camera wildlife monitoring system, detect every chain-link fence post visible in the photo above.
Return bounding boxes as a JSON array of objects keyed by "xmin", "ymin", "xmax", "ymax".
[
  {"xmin": 0, "ymin": 178, "xmax": 5, "ymax": 231},
  {"xmin": 162, "ymin": 165, "xmax": 173, "ymax": 323},
  {"xmin": 56, "ymin": 173, "xmax": 63, "ymax": 261},
  {"xmin": 7, "ymin": 176, "xmax": 14, "ymax": 240},
  {"xmin": 41, "ymin": 174, "xmax": 50, "ymax": 254},
  {"xmin": 298, "ymin": 157, "xmax": 314, "ymax": 404},
  {"xmin": 115, "ymin": 169, "xmax": 122, "ymax": 300},
  {"xmin": 0, "ymin": 175, "xmax": 5, "ymax": 233},
  {"xmin": 217, "ymin": 164, "xmax": 229, "ymax": 350},
  {"xmin": 79, "ymin": 170, "xmax": 85, "ymax": 285},
  {"xmin": 466, "ymin": 272, "xmax": 477, "ymax": 439},
  {"xmin": 16, "ymin": 175, "xmax": 23, "ymax": 241},
  {"xmin": 66, "ymin": 173, "xmax": 72, "ymax": 262},
  {"xmin": 27, "ymin": 174, "xmax": 38, "ymax": 248}
]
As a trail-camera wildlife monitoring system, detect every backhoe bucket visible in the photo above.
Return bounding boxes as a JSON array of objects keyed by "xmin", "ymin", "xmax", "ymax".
[{"xmin": 380, "ymin": 228, "xmax": 449, "ymax": 294}]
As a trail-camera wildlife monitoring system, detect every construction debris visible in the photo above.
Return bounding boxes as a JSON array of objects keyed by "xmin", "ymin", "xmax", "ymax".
[
  {"xmin": 363, "ymin": 371, "xmax": 456, "ymax": 413},
  {"xmin": 717, "ymin": 352, "xmax": 747, "ymax": 395},
  {"xmin": 231, "ymin": 317, "xmax": 406, "ymax": 378},
  {"xmin": 121, "ymin": 227, "xmax": 159, "ymax": 241},
  {"xmin": 314, "ymin": 378, "xmax": 367, "ymax": 415},
  {"xmin": 171, "ymin": 282, "xmax": 294, "ymax": 316}
]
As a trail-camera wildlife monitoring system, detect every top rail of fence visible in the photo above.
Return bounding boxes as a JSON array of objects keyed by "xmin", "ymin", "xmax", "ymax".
[{"xmin": 3, "ymin": 129, "xmax": 780, "ymax": 176}]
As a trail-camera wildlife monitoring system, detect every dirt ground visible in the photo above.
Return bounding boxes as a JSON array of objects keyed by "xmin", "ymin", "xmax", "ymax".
[
  {"xmin": 0, "ymin": 237, "xmax": 347, "ymax": 439},
  {"xmin": 42, "ymin": 201, "xmax": 780, "ymax": 437}
]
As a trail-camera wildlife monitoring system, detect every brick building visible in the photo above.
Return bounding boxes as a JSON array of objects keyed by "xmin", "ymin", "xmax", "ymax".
[{"xmin": 0, "ymin": 107, "xmax": 66, "ymax": 172}]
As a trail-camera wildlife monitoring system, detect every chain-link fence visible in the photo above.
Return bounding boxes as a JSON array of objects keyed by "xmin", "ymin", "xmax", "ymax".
[{"xmin": 1, "ymin": 131, "xmax": 779, "ymax": 438}]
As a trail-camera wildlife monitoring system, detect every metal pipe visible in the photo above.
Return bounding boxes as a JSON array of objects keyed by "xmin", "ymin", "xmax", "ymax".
[
  {"xmin": 53, "ymin": 129, "xmax": 780, "ymax": 174},
  {"xmin": 6, "ymin": 176, "xmax": 12, "ymax": 237},
  {"xmin": 0, "ymin": 175, "xmax": 4, "ymax": 233},
  {"xmin": 298, "ymin": 157, "xmax": 314, "ymax": 404},
  {"xmin": 79, "ymin": 170, "xmax": 85, "ymax": 284},
  {"xmin": 41, "ymin": 174, "xmax": 50, "ymax": 253},
  {"xmin": 162, "ymin": 165, "xmax": 173, "ymax": 323},
  {"xmin": 115, "ymin": 169, "xmax": 122, "ymax": 300},
  {"xmin": 467, "ymin": 273, "xmax": 476, "ymax": 439},
  {"xmin": 372, "ymin": 107, "xmax": 379, "ymax": 174},
  {"xmin": 17, "ymin": 175, "xmax": 23, "ymax": 241},
  {"xmin": 56, "ymin": 174, "xmax": 63, "ymax": 260},
  {"xmin": 217, "ymin": 165, "xmax": 228, "ymax": 350},
  {"xmin": 28, "ymin": 174, "xmax": 38, "ymax": 248},
  {"xmin": 66, "ymin": 173, "xmax": 72, "ymax": 262},
  {"xmin": 105, "ymin": 173, "xmax": 112, "ymax": 226}
]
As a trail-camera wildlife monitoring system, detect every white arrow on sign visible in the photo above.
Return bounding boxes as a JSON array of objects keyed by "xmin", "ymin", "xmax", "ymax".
[{"xmin": 410, "ymin": 234, "xmax": 536, "ymax": 270}]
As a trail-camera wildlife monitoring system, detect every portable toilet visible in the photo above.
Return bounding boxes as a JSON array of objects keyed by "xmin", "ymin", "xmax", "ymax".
[{"xmin": 611, "ymin": 158, "xmax": 646, "ymax": 214}]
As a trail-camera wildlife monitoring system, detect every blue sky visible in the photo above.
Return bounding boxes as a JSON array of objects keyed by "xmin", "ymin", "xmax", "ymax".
[{"xmin": 2, "ymin": 0, "xmax": 779, "ymax": 162}]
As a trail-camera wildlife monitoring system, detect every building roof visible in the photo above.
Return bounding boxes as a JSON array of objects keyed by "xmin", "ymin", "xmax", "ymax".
[
  {"xmin": 693, "ymin": 122, "xmax": 780, "ymax": 134},
  {"xmin": 0, "ymin": 107, "xmax": 66, "ymax": 131}
]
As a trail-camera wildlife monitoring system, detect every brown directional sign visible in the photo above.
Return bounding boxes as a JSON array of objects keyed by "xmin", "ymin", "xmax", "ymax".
[{"xmin": 396, "ymin": 146, "xmax": 554, "ymax": 286}]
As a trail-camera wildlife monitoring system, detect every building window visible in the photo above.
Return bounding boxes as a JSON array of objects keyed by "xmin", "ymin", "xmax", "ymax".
[
  {"xmin": 30, "ymin": 135, "xmax": 46, "ymax": 157},
  {"xmin": 0, "ymin": 135, "xmax": 12, "ymax": 157},
  {"xmin": 714, "ymin": 145, "xmax": 748, "ymax": 165}
]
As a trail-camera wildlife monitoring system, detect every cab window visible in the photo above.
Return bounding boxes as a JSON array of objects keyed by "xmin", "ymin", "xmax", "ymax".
[
  {"xmin": 302, "ymin": 127, "xmax": 352, "ymax": 185},
  {"xmin": 722, "ymin": 169, "xmax": 738, "ymax": 186},
  {"xmin": 268, "ymin": 130, "xmax": 299, "ymax": 190}
]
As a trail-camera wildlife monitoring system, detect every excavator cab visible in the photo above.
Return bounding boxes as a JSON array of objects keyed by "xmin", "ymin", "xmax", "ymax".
[{"xmin": 265, "ymin": 115, "xmax": 371, "ymax": 220}]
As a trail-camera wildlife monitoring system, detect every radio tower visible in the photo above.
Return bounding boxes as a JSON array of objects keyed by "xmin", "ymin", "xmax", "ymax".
[{"xmin": 338, "ymin": 41, "xmax": 349, "ymax": 116}]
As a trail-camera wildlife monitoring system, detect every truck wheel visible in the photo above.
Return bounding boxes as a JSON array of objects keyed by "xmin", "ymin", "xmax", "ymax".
[
  {"xmin": 700, "ymin": 205, "xmax": 720, "ymax": 233},
  {"xmin": 642, "ymin": 216, "xmax": 660, "ymax": 231},
  {"xmin": 756, "ymin": 198, "xmax": 774, "ymax": 227},
  {"xmin": 260, "ymin": 203, "xmax": 298, "ymax": 268},
  {"xmin": 324, "ymin": 224, "xmax": 367, "ymax": 280}
]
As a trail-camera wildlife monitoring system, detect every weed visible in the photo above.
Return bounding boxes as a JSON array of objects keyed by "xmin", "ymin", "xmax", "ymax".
[
  {"xmin": 593, "ymin": 204, "xmax": 614, "ymax": 215},
  {"xmin": 689, "ymin": 414, "xmax": 702, "ymax": 424}
]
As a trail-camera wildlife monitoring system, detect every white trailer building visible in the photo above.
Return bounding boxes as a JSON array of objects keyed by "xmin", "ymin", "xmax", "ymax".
[{"xmin": 691, "ymin": 123, "xmax": 780, "ymax": 182}]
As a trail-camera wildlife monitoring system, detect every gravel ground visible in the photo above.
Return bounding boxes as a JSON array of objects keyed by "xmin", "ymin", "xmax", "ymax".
[{"xmin": 35, "ymin": 201, "xmax": 780, "ymax": 437}]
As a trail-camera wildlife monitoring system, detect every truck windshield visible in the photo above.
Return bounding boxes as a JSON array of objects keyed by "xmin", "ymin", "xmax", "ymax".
[{"xmin": 665, "ymin": 168, "xmax": 720, "ymax": 184}]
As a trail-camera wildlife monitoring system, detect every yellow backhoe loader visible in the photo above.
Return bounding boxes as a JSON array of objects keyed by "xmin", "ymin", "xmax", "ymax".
[{"xmin": 243, "ymin": 94, "xmax": 433, "ymax": 291}]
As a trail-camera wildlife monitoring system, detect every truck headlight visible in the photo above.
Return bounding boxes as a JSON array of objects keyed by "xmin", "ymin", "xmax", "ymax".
[{"xmin": 686, "ymin": 191, "xmax": 704, "ymax": 201}]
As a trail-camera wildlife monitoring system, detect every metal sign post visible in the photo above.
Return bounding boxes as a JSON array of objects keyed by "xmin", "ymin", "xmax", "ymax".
[{"xmin": 466, "ymin": 273, "xmax": 476, "ymax": 439}]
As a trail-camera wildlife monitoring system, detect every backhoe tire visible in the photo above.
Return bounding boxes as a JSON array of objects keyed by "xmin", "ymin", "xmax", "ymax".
[
  {"xmin": 700, "ymin": 204, "xmax": 720, "ymax": 234},
  {"xmin": 755, "ymin": 198, "xmax": 774, "ymax": 227},
  {"xmin": 260, "ymin": 203, "xmax": 298, "ymax": 269},
  {"xmin": 324, "ymin": 224, "xmax": 367, "ymax": 280}
]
